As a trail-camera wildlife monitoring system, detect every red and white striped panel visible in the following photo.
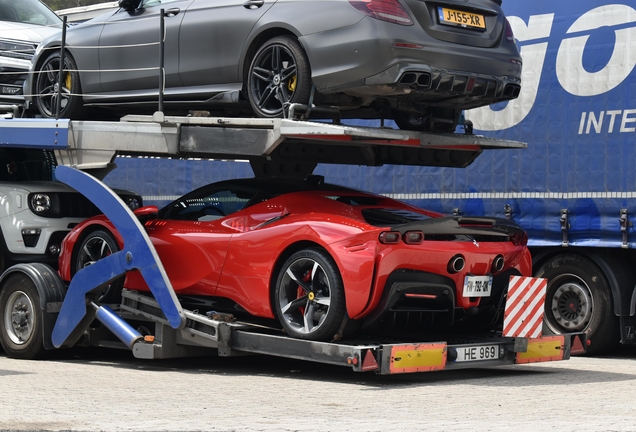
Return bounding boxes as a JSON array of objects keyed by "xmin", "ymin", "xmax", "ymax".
[{"xmin": 503, "ymin": 276, "xmax": 547, "ymax": 338}]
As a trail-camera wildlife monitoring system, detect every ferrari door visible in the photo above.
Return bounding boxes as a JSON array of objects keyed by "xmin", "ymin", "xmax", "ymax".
[{"xmin": 135, "ymin": 185, "xmax": 258, "ymax": 295}]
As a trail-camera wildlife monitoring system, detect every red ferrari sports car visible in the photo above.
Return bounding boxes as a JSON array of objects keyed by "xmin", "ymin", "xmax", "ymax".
[{"xmin": 58, "ymin": 176, "xmax": 531, "ymax": 341}]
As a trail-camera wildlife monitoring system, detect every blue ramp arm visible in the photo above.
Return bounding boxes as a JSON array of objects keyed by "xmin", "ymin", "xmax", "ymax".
[{"xmin": 51, "ymin": 166, "xmax": 185, "ymax": 348}]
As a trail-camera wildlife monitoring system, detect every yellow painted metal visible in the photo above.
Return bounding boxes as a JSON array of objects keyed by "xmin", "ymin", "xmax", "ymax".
[
  {"xmin": 516, "ymin": 335, "xmax": 565, "ymax": 364},
  {"xmin": 390, "ymin": 343, "xmax": 447, "ymax": 373}
]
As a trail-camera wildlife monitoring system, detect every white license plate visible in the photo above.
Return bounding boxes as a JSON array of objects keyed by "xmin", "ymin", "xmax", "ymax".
[
  {"xmin": 463, "ymin": 275, "xmax": 492, "ymax": 297},
  {"xmin": 455, "ymin": 345, "xmax": 499, "ymax": 362}
]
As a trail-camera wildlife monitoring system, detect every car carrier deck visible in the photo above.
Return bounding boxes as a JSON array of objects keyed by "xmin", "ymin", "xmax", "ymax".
[
  {"xmin": 1, "ymin": 115, "xmax": 525, "ymax": 176},
  {"xmin": 0, "ymin": 114, "xmax": 586, "ymax": 374},
  {"xmin": 111, "ymin": 288, "xmax": 578, "ymax": 374}
]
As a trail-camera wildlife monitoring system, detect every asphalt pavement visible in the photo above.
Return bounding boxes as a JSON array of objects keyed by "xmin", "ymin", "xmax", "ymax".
[{"xmin": 1, "ymin": 346, "xmax": 636, "ymax": 431}]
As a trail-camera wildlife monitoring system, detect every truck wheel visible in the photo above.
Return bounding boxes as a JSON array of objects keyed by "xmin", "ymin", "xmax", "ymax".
[
  {"xmin": 534, "ymin": 254, "xmax": 618, "ymax": 355},
  {"xmin": 247, "ymin": 35, "xmax": 312, "ymax": 118},
  {"xmin": 0, "ymin": 274, "xmax": 46, "ymax": 359},
  {"xmin": 75, "ymin": 229, "xmax": 123, "ymax": 304},
  {"xmin": 274, "ymin": 248, "xmax": 346, "ymax": 341}
]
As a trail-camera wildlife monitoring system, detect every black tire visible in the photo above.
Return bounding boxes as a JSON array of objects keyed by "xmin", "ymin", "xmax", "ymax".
[
  {"xmin": 0, "ymin": 274, "xmax": 46, "ymax": 359},
  {"xmin": 35, "ymin": 51, "xmax": 83, "ymax": 119},
  {"xmin": 75, "ymin": 230, "xmax": 123, "ymax": 304},
  {"xmin": 274, "ymin": 248, "xmax": 346, "ymax": 341},
  {"xmin": 0, "ymin": 254, "xmax": 6, "ymax": 276},
  {"xmin": 535, "ymin": 254, "xmax": 618, "ymax": 355},
  {"xmin": 247, "ymin": 35, "xmax": 312, "ymax": 118},
  {"xmin": 392, "ymin": 108, "xmax": 459, "ymax": 133}
]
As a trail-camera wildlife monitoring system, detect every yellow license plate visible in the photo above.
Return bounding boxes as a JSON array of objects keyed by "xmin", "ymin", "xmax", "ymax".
[{"xmin": 438, "ymin": 7, "xmax": 486, "ymax": 30}]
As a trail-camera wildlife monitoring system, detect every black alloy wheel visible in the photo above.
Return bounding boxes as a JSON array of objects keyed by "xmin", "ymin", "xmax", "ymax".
[
  {"xmin": 248, "ymin": 35, "xmax": 311, "ymax": 118},
  {"xmin": 35, "ymin": 51, "xmax": 83, "ymax": 119},
  {"xmin": 274, "ymin": 248, "xmax": 346, "ymax": 341}
]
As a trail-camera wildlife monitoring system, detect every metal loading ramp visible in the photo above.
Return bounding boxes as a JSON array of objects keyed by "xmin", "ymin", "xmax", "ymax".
[{"xmin": 0, "ymin": 115, "xmax": 526, "ymax": 175}]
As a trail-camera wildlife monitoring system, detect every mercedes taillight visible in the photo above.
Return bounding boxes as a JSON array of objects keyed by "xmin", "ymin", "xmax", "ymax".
[{"xmin": 349, "ymin": 0, "xmax": 414, "ymax": 26}]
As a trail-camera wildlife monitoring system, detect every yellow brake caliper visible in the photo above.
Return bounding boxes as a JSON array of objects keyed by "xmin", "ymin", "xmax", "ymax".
[
  {"xmin": 64, "ymin": 72, "xmax": 72, "ymax": 91},
  {"xmin": 288, "ymin": 75, "xmax": 297, "ymax": 92}
]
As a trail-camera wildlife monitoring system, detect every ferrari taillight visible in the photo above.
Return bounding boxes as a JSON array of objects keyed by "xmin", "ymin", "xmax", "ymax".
[
  {"xmin": 348, "ymin": 0, "xmax": 414, "ymax": 26},
  {"xmin": 403, "ymin": 231, "xmax": 424, "ymax": 244},
  {"xmin": 510, "ymin": 231, "xmax": 528, "ymax": 246},
  {"xmin": 379, "ymin": 231, "xmax": 401, "ymax": 244}
]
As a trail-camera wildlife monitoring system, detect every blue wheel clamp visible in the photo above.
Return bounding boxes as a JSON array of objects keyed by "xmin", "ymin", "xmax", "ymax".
[{"xmin": 51, "ymin": 166, "xmax": 185, "ymax": 348}]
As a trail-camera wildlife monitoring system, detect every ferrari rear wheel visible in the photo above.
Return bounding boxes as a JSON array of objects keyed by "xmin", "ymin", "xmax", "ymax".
[
  {"xmin": 248, "ymin": 35, "xmax": 311, "ymax": 118},
  {"xmin": 35, "ymin": 51, "xmax": 83, "ymax": 119},
  {"xmin": 275, "ymin": 248, "xmax": 346, "ymax": 341},
  {"xmin": 75, "ymin": 230, "xmax": 123, "ymax": 304}
]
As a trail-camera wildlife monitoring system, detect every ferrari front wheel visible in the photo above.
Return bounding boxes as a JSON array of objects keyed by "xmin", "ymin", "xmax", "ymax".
[
  {"xmin": 75, "ymin": 230, "xmax": 123, "ymax": 304},
  {"xmin": 274, "ymin": 248, "xmax": 346, "ymax": 341}
]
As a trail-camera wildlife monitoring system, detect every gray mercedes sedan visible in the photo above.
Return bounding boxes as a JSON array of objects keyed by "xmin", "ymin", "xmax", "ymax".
[{"xmin": 26, "ymin": 0, "xmax": 521, "ymax": 131}]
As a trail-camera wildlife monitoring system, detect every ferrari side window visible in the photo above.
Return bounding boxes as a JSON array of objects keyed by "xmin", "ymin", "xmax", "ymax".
[
  {"xmin": 168, "ymin": 188, "xmax": 256, "ymax": 221},
  {"xmin": 245, "ymin": 191, "xmax": 274, "ymax": 208}
]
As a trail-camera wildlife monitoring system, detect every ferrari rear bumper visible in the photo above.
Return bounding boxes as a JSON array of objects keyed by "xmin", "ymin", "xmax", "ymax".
[{"xmin": 362, "ymin": 268, "xmax": 522, "ymax": 331}]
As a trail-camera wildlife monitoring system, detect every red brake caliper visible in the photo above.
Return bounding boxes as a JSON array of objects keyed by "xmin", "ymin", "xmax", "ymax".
[{"xmin": 297, "ymin": 270, "xmax": 311, "ymax": 315}]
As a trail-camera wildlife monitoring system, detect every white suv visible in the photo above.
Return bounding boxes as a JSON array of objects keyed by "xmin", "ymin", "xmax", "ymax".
[
  {"xmin": 0, "ymin": 147, "xmax": 141, "ymax": 271},
  {"xmin": 0, "ymin": 0, "xmax": 62, "ymax": 106}
]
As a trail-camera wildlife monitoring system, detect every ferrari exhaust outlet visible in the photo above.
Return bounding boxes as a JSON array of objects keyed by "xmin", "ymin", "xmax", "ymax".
[
  {"xmin": 492, "ymin": 255, "xmax": 505, "ymax": 273},
  {"xmin": 448, "ymin": 255, "xmax": 465, "ymax": 273}
]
